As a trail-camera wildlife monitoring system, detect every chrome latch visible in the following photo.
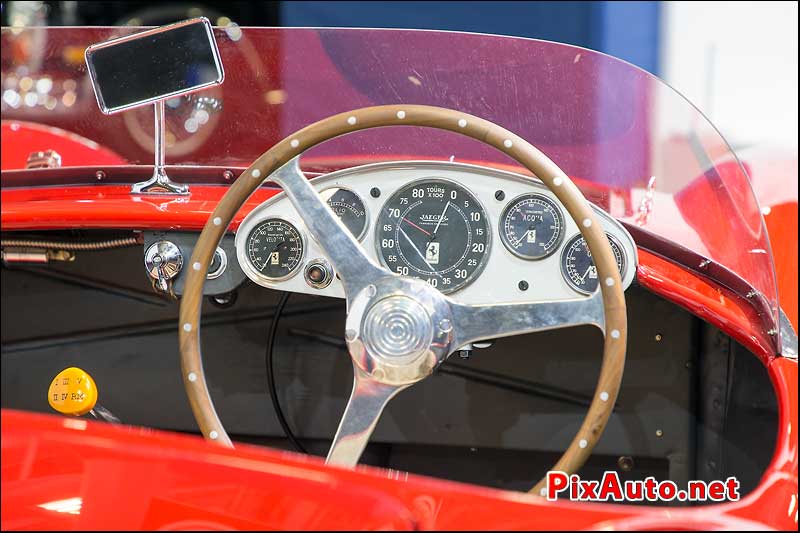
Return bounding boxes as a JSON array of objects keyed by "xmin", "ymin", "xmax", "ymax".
[{"xmin": 26, "ymin": 149, "xmax": 62, "ymax": 169}]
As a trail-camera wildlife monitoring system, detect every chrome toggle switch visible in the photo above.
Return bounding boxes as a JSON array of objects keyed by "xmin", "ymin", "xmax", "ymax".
[{"xmin": 144, "ymin": 240, "xmax": 183, "ymax": 293}]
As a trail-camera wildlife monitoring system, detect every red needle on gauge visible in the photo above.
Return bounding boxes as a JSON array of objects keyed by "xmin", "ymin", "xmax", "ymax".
[{"xmin": 401, "ymin": 217, "xmax": 432, "ymax": 236}]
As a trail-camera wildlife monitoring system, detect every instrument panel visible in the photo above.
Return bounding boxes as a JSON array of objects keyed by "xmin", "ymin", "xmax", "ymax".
[{"xmin": 235, "ymin": 161, "xmax": 637, "ymax": 304}]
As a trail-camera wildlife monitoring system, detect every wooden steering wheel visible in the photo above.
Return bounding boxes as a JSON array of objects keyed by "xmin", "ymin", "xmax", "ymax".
[{"xmin": 178, "ymin": 105, "xmax": 627, "ymax": 494}]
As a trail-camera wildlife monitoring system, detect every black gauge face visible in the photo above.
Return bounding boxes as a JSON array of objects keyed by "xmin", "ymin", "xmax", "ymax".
[
  {"xmin": 246, "ymin": 219, "xmax": 304, "ymax": 280},
  {"xmin": 500, "ymin": 193, "xmax": 565, "ymax": 260},
  {"xmin": 376, "ymin": 179, "xmax": 490, "ymax": 293},
  {"xmin": 322, "ymin": 188, "xmax": 368, "ymax": 240},
  {"xmin": 561, "ymin": 233, "xmax": 626, "ymax": 294}
]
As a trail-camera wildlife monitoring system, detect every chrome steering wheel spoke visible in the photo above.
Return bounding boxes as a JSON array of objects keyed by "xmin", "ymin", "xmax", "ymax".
[
  {"xmin": 326, "ymin": 365, "xmax": 408, "ymax": 466},
  {"xmin": 269, "ymin": 157, "xmax": 387, "ymax": 297},
  {"xmin": 448, "ymin": 289, "xmax": 606, "ymax": 349}
]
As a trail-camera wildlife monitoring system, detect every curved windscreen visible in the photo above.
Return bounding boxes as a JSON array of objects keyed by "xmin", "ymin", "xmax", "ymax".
[{"xmin": 0, "ymin": 26, "xmax": 780, "ymax": 339}]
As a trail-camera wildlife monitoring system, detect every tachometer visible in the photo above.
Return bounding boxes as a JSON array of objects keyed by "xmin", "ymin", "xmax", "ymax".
[
  {"xmin": 500, "ymin": 193, "xmax": 565, "ymax": 260},
  {"xmin": 245, "ymin": 218, "xmax": 305, "ymax": 280},
  {"xmin": 375, "ymin": 179, "xmax": 490, "ymax": 293},
  {"xmin": 561, "ymin": 232, "xmax": 626, "ymax": 294}
]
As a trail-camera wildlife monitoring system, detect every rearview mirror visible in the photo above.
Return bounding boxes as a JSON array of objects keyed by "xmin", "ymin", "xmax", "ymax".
[
  {"xmin": 85, "ymin": 17, "xmax": 224, "ymax": 114},
  {"xmin": 84, "ymin": 17, "xmax": 225, "ymax": 194}
]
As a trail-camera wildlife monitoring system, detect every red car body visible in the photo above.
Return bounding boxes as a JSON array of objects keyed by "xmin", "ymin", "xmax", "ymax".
[{"xmin": 1, "ymin": 26, "xmax": 797, "ymax": 530}]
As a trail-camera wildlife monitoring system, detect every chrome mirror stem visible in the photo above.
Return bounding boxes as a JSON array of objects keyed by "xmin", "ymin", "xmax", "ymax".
[{"xmin": 131, "ymin": 100, "xmax": 190, "ymax": 195}]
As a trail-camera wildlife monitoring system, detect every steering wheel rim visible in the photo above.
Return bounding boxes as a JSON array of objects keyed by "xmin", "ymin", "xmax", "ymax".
[{"xmin": 178, "ymin": 105, "xmax": 627, "ymax": 494}]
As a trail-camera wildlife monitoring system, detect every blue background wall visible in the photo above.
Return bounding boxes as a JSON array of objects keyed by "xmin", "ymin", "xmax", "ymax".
[{"xmin": 281, "ymin": 1, "xmax": 661, "ymax": 75}]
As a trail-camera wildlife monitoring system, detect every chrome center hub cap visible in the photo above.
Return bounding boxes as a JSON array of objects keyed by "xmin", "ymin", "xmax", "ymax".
[
  {"xmin": 344, "ymin": 278, "xmax": 455, "ymax": 386},
  {"xmin": 362, "ymin": 296, "xmax": 433, "ymax": 364}
]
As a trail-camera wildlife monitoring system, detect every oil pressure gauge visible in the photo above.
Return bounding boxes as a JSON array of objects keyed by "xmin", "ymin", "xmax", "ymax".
[
  {"xmin": 322, "ymin": 187, "xmax": 368, "ymax": 240},
  {"xmin": 500, "ymin": 193, "xmax": 565, "ymax": 260},
  {"xmin": 561, "ymin": 232, "xmax": 627, "ymax": 294}
]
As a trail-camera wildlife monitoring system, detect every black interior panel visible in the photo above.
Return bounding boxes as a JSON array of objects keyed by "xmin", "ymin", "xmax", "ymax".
[{"xmin": 0, "ymin": 237, "xmax": 778, "ymax": 502}]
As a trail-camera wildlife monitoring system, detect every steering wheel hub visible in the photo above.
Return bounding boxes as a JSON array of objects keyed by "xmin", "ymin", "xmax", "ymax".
[
  {"xmin": 344, "ymin": 277, "xmax": 453, "ymax": 386},
  {"xmin": 362, "ymin": 295, "xmax": 433, "ymax": 364}
]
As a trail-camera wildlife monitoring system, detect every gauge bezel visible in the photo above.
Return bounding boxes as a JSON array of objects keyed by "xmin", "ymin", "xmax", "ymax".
[
  {"xmin": 241, "ymin": 216, "xmax": 307, "ymax": 283},
  {"xmin": 319, "ymin": 185, "xmax": 370, "ymax": 242},
  {"xmin": 374, "ymin": 176, "xmax": 492, "ymax": 295},
  {"xmin": 499, "ymin": 192, "xmax": 566, "ymax": 261},
  {"xmin": 560, "ymin": 231, "xmax": 628, "ymax": 295}
]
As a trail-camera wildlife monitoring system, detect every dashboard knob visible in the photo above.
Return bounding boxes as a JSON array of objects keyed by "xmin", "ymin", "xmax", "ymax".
[
  {"xmin": 304, "ymin": 258, "xmax": 334, "ymax": 289},
  {"xmin": 144, "ymin": 240, "xmax": 183, "ymax": 292},
  {"xmin": 206, "ymin": 247, "xmax": 228, "ymax": 280}
]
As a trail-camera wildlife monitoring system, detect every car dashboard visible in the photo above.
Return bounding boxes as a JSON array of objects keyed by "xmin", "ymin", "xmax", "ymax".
[{"xmin": 154, "ymin": 161, "xmax": 637, "ymax": 304}]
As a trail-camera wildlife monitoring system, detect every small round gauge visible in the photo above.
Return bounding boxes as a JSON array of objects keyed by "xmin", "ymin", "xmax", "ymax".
[
  {"xmin": 561, "ymin": 232, "xmax": 627, "ymax": 295},
  {"xmin": 375, "ymin": 179, "xmax": 490, "ymax": 293},
  {"xmin": 500, "ymin": 193, "xmax": 565, "ymax": 260},
  {"xmin": 245, "ymin": 218, "xmax": 305, "ymax": 280},
  {"xmin": 322, "ymin": 187, "xmax": 368, "ymax": 240}
]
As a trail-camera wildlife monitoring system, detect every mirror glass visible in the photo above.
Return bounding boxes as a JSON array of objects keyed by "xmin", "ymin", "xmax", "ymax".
[{"xmin": 85, "ymin": 18, "xmax": 224, "ymax": 114}]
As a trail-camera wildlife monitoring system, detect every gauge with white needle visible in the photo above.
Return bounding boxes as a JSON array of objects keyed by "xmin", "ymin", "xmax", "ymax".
[
  {"xmin": 561, "ymin": 232, "xmax": 627, "ymax": 294},
  {"xmin": 375, "ymin": 178, "xmax": 490, "ymax": 294},
  {"xmin": 320, "ymin": 187, "xmax": 368, "ymax": 240},
  {"xmin": 500, "ymin": 193, "xmax": 565, "ymax": 260}
]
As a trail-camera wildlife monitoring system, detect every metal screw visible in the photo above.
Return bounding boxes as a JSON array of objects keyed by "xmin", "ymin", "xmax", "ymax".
[
  {"xmin": 655, "ymin": 334, "xmax": 662, "ymax": 342},
  {"xmin": 345, "ymin": 329, "xmax": 357, "ymax": 341},
  {"xmin": 655, "ymin": 429, "xmax": 663, "ymax": 437},
  {"xmin": 439, "ymin": 318, "xmax": 452, "ymax": 333},
  {"xmin": 370, "ymin": 187, "xmax": 381, "ymax": 198},
  {"xmin": 95, "ymin": 170, "xmax": 106, "ymax": 181},
  {"xmin": 222, "ymin": 169, "xmax": 234, "ymax": 181},
  {"xmin": 518, "ymin": 280, "xmax": 529, "ymax": 291},
  {"xmin": 494, "ymin": 190, "xmax": 505, "ymax": 201},
  {"xmin": 617, "ymin": 456, "xmax": 635, "ymax": 472}
]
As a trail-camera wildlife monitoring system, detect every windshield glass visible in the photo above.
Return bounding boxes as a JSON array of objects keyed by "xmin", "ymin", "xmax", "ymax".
[{"xmin": 0, "ymin": 26, "xmax": 780, "ymax": 338}]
